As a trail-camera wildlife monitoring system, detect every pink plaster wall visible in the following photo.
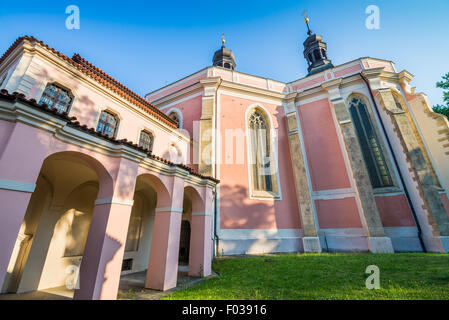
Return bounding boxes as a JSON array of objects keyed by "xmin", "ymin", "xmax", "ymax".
[
  {"xmin": 298, "ymin": 98, "xmax": 351, "ymax": 191},
  {"xmin": 441, "ymin": 193, "xmax": 449, "ymax": 219},
  {"xmin": 166, "ymin": 95, "xmax": 202, "ymax": 138},
  {"xmin": 0, "ymin": 119, "xmax": 14, "ymax": 157},
  {"xmin": 218, "ymin": 94, "xmax": 301, "ymax": 230},
  {"xmin": 375, "ymin": 194, "xmax": 415, "ymax": 227},
  {"xmin": 315, "ymin": 197, "xmax": 363, "ymax": 229},
  {"xmin": 292, "ymin": 75, "xmax": 325, "ymax": 92},
  {"xmin": 333, "ymin": 64, "xmax": 362, "ymax": 78}
]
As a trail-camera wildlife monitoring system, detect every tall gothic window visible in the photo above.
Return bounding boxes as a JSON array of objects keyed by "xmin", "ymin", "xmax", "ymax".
[
  {"xmin": 139, "ymin": 130, "xmax": 154, "ymax": 152},
  {"xmin": 349, "ymin": 96, "xmax": 393, "ymax": 188},
  {"xmin": 96, "ymin": 110, "xmax": 118, "ymax": 138},
  {"xmin": 248, "ymin": 109, "xmax": 274, "ymax": 193},
  {"xmin": 39, "ymin": 83, "xmax": 73, "ymax": 113}
]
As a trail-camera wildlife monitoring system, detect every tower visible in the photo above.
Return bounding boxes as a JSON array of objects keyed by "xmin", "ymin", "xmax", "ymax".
[
  {"xmin": 302, "ymin": 14, "xmax": 334, "ymax": 75},
  {"xmin": 212, "ymin": 33, "xmax": 236, "ymax": 70}
]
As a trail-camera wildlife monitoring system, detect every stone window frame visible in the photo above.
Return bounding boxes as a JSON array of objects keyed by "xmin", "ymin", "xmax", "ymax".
[
  {"xmin": 38, "ymin": 82, "xmax": 75, "ymax": 114},
  {"xmin": 245, "ymin": 104, "xmax": 282, "ymax": 201},
  {"xmin": 138, "ymin": 129, "xmax": 155, "ymax": 153},
  {"xmin": 96, "ymin": 108, "xmax": 121, "ymax": 139},
  {"xmin": 345, "ymin": 93, "xmax": 401, "ymax": 194}
]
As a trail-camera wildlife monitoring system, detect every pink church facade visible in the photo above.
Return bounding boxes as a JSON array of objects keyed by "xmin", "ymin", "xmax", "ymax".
[{"xmin": 0, "ymin": 27, "xmax": 449, "ymax": 300}]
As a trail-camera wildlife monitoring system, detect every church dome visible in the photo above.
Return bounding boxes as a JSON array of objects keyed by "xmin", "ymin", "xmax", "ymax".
[{"xmin": 212, "ymin": 34, "xmax": 236, "ymax": 70}]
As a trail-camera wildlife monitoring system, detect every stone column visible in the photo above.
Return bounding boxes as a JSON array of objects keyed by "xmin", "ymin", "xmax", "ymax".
[
  {"xmin": 145, "ymin": 176, "xmax": 185, "ymax": 291},
  {"xmin": 284, "ymin": 94, "xmax": 321, "ymax": 253},
  {"xmin": 374, "ymin": 87, "xmax": 449, "ymax": 252},
  {"xmin": 321, "ymin": 79, "xmax": 394, "ymax": 253},
  {"xmin": 0, "ymin": 122, "xmax": 45, "ymax": 290},
  {"xmin": 74, "ymin": 159, "xmax": 139, "ymax": 300},
  {"xmin": 188, "ymin": 187, "xmax": 214, "ymax": 277}
]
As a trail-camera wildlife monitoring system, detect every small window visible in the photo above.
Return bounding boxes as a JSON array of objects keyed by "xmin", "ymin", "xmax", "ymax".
[
  {"xmin": 168, "ymin": 111, "xmax": 181, "ymax": 129},
  {"xmin": 308, "ymin": 53, "xmax": 313, "ymax": 63},
  {"xmin": 321, "ymin": 49, "xmax": 327, "ymax": 59},
  {"xmin": 139, "ymin": 130, "xmax": 154, "ymax": 152},
  {"xmin": 39, "ymin": 83, "xmax": 73, "ymax": 113},
  {"xmin": 313, "ymin": 50, "xmax": 321, "ymax": 61},
  {"xmin": 121, "ymin": 259, "xmax": 133, "ymax": 271},
  {"xmin": 96, "ymin": 110, "xmax": 118, "ymax": 138}
]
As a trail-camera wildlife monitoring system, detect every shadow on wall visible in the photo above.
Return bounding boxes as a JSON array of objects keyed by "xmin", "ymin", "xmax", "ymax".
[{"xmin": 219, "ymin": 184, "xmax": 275, "ymax": 229}]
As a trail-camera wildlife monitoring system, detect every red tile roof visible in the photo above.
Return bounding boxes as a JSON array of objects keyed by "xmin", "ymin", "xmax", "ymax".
[
  {"xmin": 0, "ymin": 36, "xmax": 179, "ymax": 128},
  {"xmin": 0, "ymin": 89, "xmax": 219, "ymax": 184}
]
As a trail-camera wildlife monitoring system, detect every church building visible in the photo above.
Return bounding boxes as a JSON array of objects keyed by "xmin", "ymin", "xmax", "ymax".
[{"xmin": 1, "ymin": 18, "xmax": 449, "ymax": 300}]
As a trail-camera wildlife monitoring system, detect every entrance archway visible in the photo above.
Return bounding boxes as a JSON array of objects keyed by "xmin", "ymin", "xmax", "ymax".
[{"xmin": 1, "ymin": 152, "xmax": 112, "ymax": 297}]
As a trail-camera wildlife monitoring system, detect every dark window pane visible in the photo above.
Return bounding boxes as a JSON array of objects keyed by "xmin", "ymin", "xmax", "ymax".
[
  {"xmin": 350, "ymin": 98, "xmax": 392, "ymax": 188},
  {"xmin": 96, "ymin": 111, "xmax": 118, "ymax": 138},
  {"xmin": 38, "ymin": 84, "xmax": 73, "ymax": 113}
]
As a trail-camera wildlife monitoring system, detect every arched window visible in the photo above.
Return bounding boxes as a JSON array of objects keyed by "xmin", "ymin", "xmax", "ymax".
[
  {"xmin": 248, "ymin": 109, "xmax": 274, "ymax": 193},
  {"xmin": 348, "ymin": 96, "xmax": 393, "ymax": 188},
  {"xmin": 96, "ymin": 110, "xmax": 118, "ymax": 138},
  {"xmin": 321, "ymin": 48, "xmax": 327, "ymax": 59},
  {"xmin": 139, "ymin": 130, "xmax": 154, "ymax": 152},
  {"xmin": 313, "ymin": 50, "xmax": 321, "ymax": 61},
  {"xmin": 168, "ymin": 111, "xmax": 181, "ymax": 129},
  {"xmin": 39, "ymin": 83, "xmax": 73, "ymax": 113}
]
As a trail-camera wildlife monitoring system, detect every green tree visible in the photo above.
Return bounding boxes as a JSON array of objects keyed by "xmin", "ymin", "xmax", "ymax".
[{"xmin": 433, "ymin": 72, "xmax": 449, "ymax": 119}]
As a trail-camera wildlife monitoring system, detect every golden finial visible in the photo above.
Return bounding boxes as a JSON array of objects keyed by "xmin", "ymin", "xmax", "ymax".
[
  {"xmin": 221, "ymin": 33, "xmax": 226, "ymax": 46},
  {"xmin": 302, "ymin": 10, "xmax": 312, "ymax": 35}
]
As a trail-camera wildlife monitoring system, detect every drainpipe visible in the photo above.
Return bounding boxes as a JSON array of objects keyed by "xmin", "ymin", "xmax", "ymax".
[
  {"xmin": 361, "ymin": 73, "xmax": 426, "ymax": 252},
  {"xmin": 213, "ymin": 78, "xmax": 223, "ymax": 258}
]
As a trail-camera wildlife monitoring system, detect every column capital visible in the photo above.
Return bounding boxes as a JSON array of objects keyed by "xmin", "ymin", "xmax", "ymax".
[{"xmin": 321, "ymin": 78, "xmax": 343, "ymax": 102}]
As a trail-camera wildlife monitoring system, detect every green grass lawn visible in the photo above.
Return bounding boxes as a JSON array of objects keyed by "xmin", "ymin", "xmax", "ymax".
[{"xmin": 163, "ymin": 253, "xmax": 449, "ymax": 300}]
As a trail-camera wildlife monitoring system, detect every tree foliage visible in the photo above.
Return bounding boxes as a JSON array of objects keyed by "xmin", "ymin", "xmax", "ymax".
[{"xmin": 433, "ymin": 72, "xmax": 449, "ymax": 119}]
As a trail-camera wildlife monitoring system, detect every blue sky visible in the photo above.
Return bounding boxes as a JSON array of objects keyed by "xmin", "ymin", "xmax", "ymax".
[{"xmin": 1, "ymin": 0, "xmax": 448, "ymax": 106}]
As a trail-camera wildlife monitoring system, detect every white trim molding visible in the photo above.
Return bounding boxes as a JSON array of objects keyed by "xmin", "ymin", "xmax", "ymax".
[
  {"xmin": 0, "ymin": 179, "xmax": 36, "ymax": 193},
  {"xmin": 94, "ymin": 197, "xmax": 134, "ymax": 206}
]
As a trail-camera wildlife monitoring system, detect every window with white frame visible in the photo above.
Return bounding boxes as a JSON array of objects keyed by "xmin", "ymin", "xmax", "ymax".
[
  {"xmin": 39, "ymin": 83, "xmax": 73, "ymax": 113},
  {"xmin": 139, "ymin": 130, "xmax": 154, "ymax": 152},
  {"xmin": 247, "ymin": 108, "xmax": 279, "ymax": 197},
  {"xmin": 96, "ymin": 110, "xmax": 119, "ymax": 138}
]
